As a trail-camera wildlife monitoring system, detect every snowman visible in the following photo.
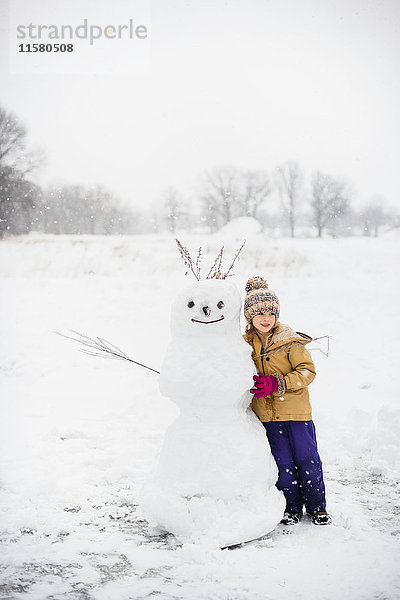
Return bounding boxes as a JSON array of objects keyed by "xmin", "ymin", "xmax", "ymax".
[{"xmin": 140, "ymin": 255, "xmax": 284, "ymax": 547}]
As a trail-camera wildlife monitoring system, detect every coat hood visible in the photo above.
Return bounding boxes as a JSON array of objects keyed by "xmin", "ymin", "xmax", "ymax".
[
  {"xmin": 249, "ymin": 322, "xmax": 312, "ymax": 356},
  {"xmin": 268, "ymin": 322, "xmax": 312, "ymax": 347}
]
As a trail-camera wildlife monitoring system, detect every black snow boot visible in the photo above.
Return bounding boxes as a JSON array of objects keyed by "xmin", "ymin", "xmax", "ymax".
[
  {"xmin": 280, "ymin": 510, "xmax": 302, "ymax": 525},
  {"xmin": 307, "ymin": 509, "xmax": 332, "ymax": 525}
]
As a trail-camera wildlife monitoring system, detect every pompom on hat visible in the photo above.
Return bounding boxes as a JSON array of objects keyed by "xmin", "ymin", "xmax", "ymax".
[{"xmin": 244, "ymin": 276, "xmax": 280, "ymax": 322}]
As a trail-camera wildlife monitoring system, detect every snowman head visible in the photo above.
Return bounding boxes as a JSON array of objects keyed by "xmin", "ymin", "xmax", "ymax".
[{"xmin": 171, "ymin": 279, "xmax": 242, "ymax": 338}]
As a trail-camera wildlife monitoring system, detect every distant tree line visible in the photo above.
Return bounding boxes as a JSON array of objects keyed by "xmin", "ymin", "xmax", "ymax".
[
  {"xmin": 0, "ymin": 106, "xmax": 136, "ymax": 238},
  {"xmin": 1, "ymin": 105, "xmax": 398, "ymax": 239},
  {"xmin": 161, "ymin": 164, "xmax": 398, "ymax": 238}
]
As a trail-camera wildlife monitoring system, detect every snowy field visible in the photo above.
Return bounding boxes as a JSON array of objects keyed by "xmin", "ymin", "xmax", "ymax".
[{"xmin": 1, "ymin": 228, "xmax": 399, "ymax": 600}]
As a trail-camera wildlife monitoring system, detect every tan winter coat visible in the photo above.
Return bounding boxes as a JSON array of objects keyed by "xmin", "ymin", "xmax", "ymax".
[{"xmin": 246, "ymin": 323, "xmax": 316, "ymax": 422}]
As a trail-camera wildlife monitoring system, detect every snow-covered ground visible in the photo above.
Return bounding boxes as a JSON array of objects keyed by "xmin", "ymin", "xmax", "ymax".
[{"xmin": 0, "ymin": 230, "xmax": 399, "ymax": 600}]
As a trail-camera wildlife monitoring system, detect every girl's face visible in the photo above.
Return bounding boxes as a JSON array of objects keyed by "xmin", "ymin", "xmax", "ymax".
[{"xmin": 252, "ymin": 312, "xmax": 276, "ymax": 335}]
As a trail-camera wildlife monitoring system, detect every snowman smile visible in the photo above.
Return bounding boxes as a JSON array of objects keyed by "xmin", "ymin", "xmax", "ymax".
[{"xmin": 192, "ymin": 317, "xmax": 225, "ymax": 324}]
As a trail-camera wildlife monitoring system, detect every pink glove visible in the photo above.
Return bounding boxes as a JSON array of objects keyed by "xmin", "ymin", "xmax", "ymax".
[{"xmin": 251, "ymin": 373, "xmax": 279, "ymax": 398}]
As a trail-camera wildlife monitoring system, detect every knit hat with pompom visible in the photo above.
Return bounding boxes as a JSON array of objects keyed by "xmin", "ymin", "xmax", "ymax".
[{"xmin": 244, "ymin": 276, "xmax": 280, "ymax": 322}]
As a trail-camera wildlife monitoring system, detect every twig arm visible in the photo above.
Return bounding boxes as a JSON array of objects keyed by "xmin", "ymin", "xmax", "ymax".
[{"xmin": 54, "ymin": 330, "xmax": 161, "ymax": 374}]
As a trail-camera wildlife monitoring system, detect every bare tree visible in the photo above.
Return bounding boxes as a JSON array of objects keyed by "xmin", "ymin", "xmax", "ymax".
[
  {"xmin": 311, "ymin": 171, "xmax": 350, "ymax": 238},
  {"xmin": 0, "ymin": 109, "xmax": 26, "ymax": 166},
  {"xmin": 241, "ymin": 170, "xmax": 272, "ymax": 219},
  {"xmin": 199, "ymin": 166, "xmax": 272, "ymax": 231},
  {"xmin": 201, "ymin": 166, "xmax": 241, "ymax": 230},
  {"xmin": 359, "ymin": 195, "xmax": 390, "ymax": 237},
  {"xmin": 0, "ymin": 106, "xmax": 43, "ymax": 237},
  {"xmin": 162, "ymin": 186, "xmax": 182, "ymax": 234},
  {"xmin": 37, "ymin": 184, "xmax": 129, "ymax": 234},
  {"xmin": 41, "ymin": 184, "xmax": 86, "ymax": 234},
  {"xmin": 86, "ymin": 185, "xmax": 122, "ymax": 235},
  {"xmin": 276, "ymin": 161, "xmax": 303, "ymax": 238},
  {"xmin": 0, "ymin": 174, "xmax": 42, "ymax": 235}
]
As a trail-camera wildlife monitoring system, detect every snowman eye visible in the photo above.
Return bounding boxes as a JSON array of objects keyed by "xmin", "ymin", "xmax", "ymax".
[
  {"xmin": 187, "ymin": 300, "xmax": 195, "ymax": 308},
  {"xmin": 217, "ymin": 301, "xmax": 224, "ymax": 309}
]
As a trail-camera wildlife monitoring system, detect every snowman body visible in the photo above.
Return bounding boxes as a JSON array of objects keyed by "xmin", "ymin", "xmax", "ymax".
[{"xmin": 141, "ymin": 279, "xmax": 284, "ymax": 546}]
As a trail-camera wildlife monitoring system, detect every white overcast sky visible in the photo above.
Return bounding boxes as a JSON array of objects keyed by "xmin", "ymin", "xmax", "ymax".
[{"xmin": 1, "ymin": 0, "xmax": 399, "ymax": 210}]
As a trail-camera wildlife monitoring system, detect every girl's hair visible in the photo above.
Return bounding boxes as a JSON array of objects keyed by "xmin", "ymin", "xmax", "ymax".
[{"xmin": 244, "ymin": 321, "xmax": 257, "ymax": 345}]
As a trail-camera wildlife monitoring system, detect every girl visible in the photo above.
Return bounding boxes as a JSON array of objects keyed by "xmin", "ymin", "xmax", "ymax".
[{"xmin": 243, "ymin": 276, "xmax": 331, "ymax": 526}]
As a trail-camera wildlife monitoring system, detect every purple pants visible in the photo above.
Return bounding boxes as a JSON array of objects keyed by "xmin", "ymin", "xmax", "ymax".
[{"xmin": 262, "ymin": 420, "xmax": 326, "ymax": 513}]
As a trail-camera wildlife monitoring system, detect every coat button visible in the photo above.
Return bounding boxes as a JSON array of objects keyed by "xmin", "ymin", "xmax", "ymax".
[{"xmin": 266, "ymin": 357, "xmax": 270, "ymax": 361}]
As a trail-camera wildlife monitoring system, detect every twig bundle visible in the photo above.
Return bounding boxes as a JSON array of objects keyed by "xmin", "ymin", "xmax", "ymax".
[
  {"xmin": 176, "ymin": 238, "xmax": 246, "ymax": 280},
  {"xmin": 206, "ymin": 246, "xmax": 224, "ymax": 279},
  {"xmin": 54, "ymin": 330, "xmax": 160, "ymax": 374},
  {"xmin": 224, "ymin": 240, "xmax": 246, "ymax": 279},
  {"xmin": 308, "ymin": 335, "xmax": 331, "ymax": 357},
  {"xmin": 175, "ymin": 239, "xmax": 201, "ymax": 280}
]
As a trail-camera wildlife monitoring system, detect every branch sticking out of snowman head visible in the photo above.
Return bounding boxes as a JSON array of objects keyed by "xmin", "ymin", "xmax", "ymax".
[
  {"xmin": 175, "ymin": 239, "xmax": 246, "ymax": 280},
  {"xmin": 175, "ymin": 239, "xmax": 202, "ymax": 280}
]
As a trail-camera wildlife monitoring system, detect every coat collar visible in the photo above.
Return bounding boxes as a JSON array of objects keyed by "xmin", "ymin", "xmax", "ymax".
[{"xmin": 252, "ymin": 322, "xmax": 312, "ymax": 356}]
